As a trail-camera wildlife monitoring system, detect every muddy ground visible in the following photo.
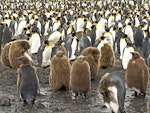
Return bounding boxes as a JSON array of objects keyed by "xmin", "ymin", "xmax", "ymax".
[{"xmin": 0, "ymin": 53, "xmax": 149, "ymax": 113}]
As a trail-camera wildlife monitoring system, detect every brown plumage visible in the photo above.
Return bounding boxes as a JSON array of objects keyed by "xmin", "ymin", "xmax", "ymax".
[
  {"xmin": 1, "ymin": 42, "xmax": 12, "ymax": 68},
  {"xmin": 69, "ymin": 55, "xmax": 91, "ymax": 97},
  {"xmin": 99, "ymin": 43, "xmax": 115, "ymax": 68},
  {"xmin": 125, "ymin": 51, "xmax": 149, "ymax": 95},
  {"xmin": 80, "ymin": 47, "xmax": 100, "ymax": 79},
  {"xmin": 8, "ymin": 40, "xmax": 30, "ymax": 68},
  {"xmin": 49, "ymin": 51, "xmax": 70, "ymax": 90},
  {"xmin": 17, "ymin": 56, "xmax": 40, "ymax": 104}
]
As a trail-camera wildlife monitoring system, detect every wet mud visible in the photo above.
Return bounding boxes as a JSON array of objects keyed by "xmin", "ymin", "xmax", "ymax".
[{"xmin": 0, "ymin": 53, "xmax": 149, "ymax": 113}]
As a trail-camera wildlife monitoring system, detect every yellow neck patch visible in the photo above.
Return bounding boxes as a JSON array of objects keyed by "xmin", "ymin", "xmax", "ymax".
[
  {"xmin": 46, "ymin": 45, "xmax": 51, "ymax": 48},
  {"xmin": 120, "ymin": 38, "xmax": 125, "ymax": 41}
]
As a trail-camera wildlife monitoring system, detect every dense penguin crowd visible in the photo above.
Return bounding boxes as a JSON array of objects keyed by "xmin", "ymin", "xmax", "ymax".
[{"xmin": 0, "ymin": 0, "xmax": 150, "ymax": 112}]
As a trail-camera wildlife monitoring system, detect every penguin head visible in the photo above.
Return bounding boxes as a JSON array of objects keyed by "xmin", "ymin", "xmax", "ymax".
[
  {"xmin": 56, "ymin": 50, "xmax": 65, "ymax": 57},
  {"xmin": 92, "ymin": 48, "xmax": 100, "ymax": 61},
  {"xmin": 130, "ymin": 51, "xmax": 140, "ymax": 59},
  {"xmin": 77, "ymin": 55, "xmax": 87, "ymax": 63},
  {"xmin": 17, "ymin": 56, "xmax": 31, "ymax": 66}
]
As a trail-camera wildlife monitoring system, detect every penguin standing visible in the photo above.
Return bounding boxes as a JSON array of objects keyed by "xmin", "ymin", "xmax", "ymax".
[
  {"xmin": 49, "ymin": 51, "xmax": 70, "ymax": 90},
  {"xmin": 48, "ymin": 30, "xmax": 62, "ymax": 45},
  {"xmin": 1, "ymin": 42, "xmax": 12, "ymax": 68},
  {"xmin": 119, "ymin": 34, "xmax": 131, "ymax": 59},
  {"xmin": 134, "ymin": 25, "xmax": 144, "ymax": 50},
  {"xmin": 142, "ymin": 30, "xmax": 150, "ymax": 62},
  {"xmin": 124, "ymin": 22, "xmax": 134, "ymax": 44},
  {"xmin": 2, "ymin": 24, "xmax": 12, "ymax": 45},
  {"xmin": 125, "ymin": 51, "xmax": 149, "ymax": 96},
  {"xmin": 69, "ymin": 35, "xmax": 80, "ymax": 61},
  {"xmin": 122, "ymin": 42, "xmax": 134, "ymax": 70},
  {"xmin": 17, "ymin": 56, "xmax": 40, "ymax": 104},
  {"xmin": 53, "ymin": 17, "xmax": 61, "ymax": 31},
  {"xmin": 9, "ymin": 40, "xmax": 31, "ymax": 68},
  {"xmin": 103, "ymin": 27, "xmax": 114, "ymax": 49},
  {"xmin": 99, "ymin": 43, "xmax": 115, "ymax": 69},
  {"xmin": 16, "ymin": 18, "xmax": 27, "ymax": 36},
  {"xmin": 9, "ymin": 16, "xmax": 18, "ymax": 36},
  {"xmin": 81, "ymin": 47, "xmax": 100, "ymax": 80},
  {"xmin": 37, "ymin": 40, "xmax": 53, "ymax": 68},
  {"xmin": 51, "ymin": 41, "xmax": 66, "ymax": 59},
  {"xmin": 43, "ymin": 18, "xmax": 50, "ymax": 36},
  {"xmin": 29, "ymin": 30, "xmax": 41, "ymax": 55},
  {"xmin": 78, "ymin": 29, "xmax": 91, "ymax": 54},
  {"xmin": 98, "ymin": 72, "xmax": 126, "ymax": 113},
  {"xmin": 69, "ymin": 55, "xmax": 91, "ymax": 99}
]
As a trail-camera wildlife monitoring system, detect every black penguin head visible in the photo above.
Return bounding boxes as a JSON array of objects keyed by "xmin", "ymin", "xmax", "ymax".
[
  {"xmin": 105, "ymin": 27, "xmax": 109, "ymax": 32},
  {"xmin": 130, "ymin": 51, "xmax": 140, "ymax": 59},
  {"xmin": 44, "ymin": 40, "xmax": 50, "ymax": 45}
]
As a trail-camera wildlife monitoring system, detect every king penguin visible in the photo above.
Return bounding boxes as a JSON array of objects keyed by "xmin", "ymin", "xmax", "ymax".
[
  {"xmin": 98, "ymin": 72, "xmax": 126, "ymax": 113},
  {"xmin": 125, "ymin": 51, "xmax": 149, "ymax": 96},
  {"xmin": 119, "ymin": 34, "xmax": 131, "ymax": 60},
  {"xmin": 37, "ymin": 40, "xmax": 53, "ymax": 68},
  {"xmin": 17, "ymin": 56, "xmax": 40, "ymax": 104},
  {"xmin": 69, "ymin": 55, "xmax": 91, "ymax": 99},
  {"xmin": 78, "ymin": 28, "xmax": 92, "ymax": 54},
  {"xmin": 122, "ymin": 42, "xmax": 134, "ymax": 70},
  {"xmin": 124, "ymin": 22, "xmax": 134, "ymax": 44},
  {"xmin": 2, "ymin": 24, "xmax": 12, "ymax": 45},
  {"xmin": 49, "ymin": 51, "xmax": 70, "ymax": 90},
  {"xmin": 29, "ymin": 29, "xmax": 41, "ymax": 55}
]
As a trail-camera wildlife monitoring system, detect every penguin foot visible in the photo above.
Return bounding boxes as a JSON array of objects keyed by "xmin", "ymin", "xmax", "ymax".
[
  {"xmin": 139, "ymin": 93, "xmax": 146, "ymax": 97},
  {"xmin": 82, "ymin": 93, "xmax": 88, "ymax": 99},
  {"xmin": 102, "ymin": 105, "xmax": 107, "ymax": 108},
  {"xmin": 32, "ymin": 99, "xmax": 35, "ymax": 105},
  {"xmin": 101, "ymin": 66, "xmax": 108, "ymax": 69},
  {"xmin": 132, "ymin": 91, "xmax": 138, "ymax": 96},
  {"xmin": 23, "ymin": 100, "xmax": 28, "ymax": 105},
  {"xmin": 71, "ymin": 93, "xmax": 78, "ymax": 100}
]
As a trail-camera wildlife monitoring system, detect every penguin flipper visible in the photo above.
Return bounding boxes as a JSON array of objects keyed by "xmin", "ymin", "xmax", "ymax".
[
  {"xmin": 117, "ymin": 81, "xmax": 126, "ymax": 113},
  {"xmin": 37, "ymin": 45, "xmax": 45, "ymax": 66},
  {"xmin": 93, "ymin": 39, "xmax": 100, "ymax": 47}
]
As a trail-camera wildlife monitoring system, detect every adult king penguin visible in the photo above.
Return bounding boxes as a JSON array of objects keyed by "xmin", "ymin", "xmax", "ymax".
[{"xmin": 98, "ymin": 72, "xmax": 126, "ymax": 113}]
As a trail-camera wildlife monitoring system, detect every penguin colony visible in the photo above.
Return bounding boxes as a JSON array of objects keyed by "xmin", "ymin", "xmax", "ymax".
[{"xmin": 0, "ymin": 0, "xmax": 150, "ymax": 112}]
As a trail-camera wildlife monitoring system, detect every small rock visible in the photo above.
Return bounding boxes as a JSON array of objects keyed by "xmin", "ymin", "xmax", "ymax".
[
  {"xmin": 0, "ymin": 95, "xmax": 11, "ymax": 106},
  {"xmin": 35, "ymin": 102, "xmax": 45, "ymax": 109}
]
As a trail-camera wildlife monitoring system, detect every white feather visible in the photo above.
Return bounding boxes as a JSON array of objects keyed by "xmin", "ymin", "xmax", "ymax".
[
  {"xmin": 29, "ymin": 33, "xmax": 41, "ymax": 54},
  {"xmin": 122, "ymin": 47, "xmax": 134, "ymax": 69},
  {"xmin": 108, "ymin": 86, "xmax": 119, "ymax": 113},
  {"xmin": 70, "ymin": 37, "xmax": 78, "ymax": 60},
  {"xmin": 41, "ymin": 46, "xmax": 52, "ymax": 67},
  {"xmin": 48, "ymin": 31, "xmax": 62, "ymax": 44},
  {"xmin": 120, "ymin": 38, "xmax": 127, "ymax": 60},
  {"xmin": 124, "ymin": 25, "xmax": 134, "ymax": 43}
]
